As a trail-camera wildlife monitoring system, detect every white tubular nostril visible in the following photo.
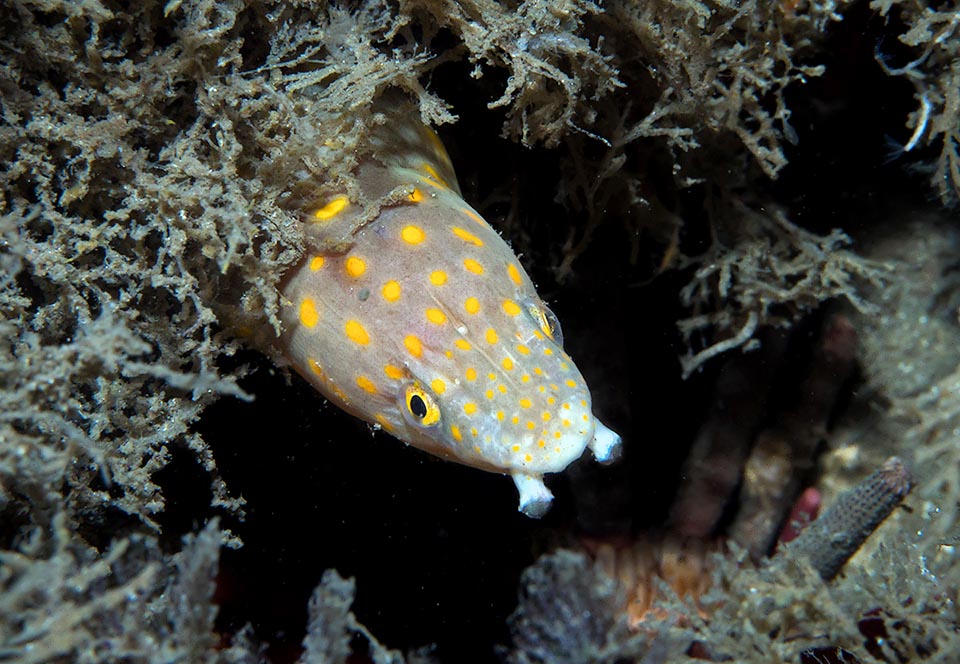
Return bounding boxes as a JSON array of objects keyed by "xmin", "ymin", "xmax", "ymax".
[
  {"xmin": 589, "ymin": 418, "xmax": 622, "ymax": 464},
  {"xmin": 512, "ymin": 472, "xmax": 554, "ymax": 518}
]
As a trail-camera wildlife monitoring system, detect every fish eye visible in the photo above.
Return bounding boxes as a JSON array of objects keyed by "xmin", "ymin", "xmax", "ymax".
[
  {"xmin": 527, "ymin": 301, "xmax": 564, "ymax": 347},
  {"xmin": 402, "ymin": 382, "xmax": 441, "ymax": 427}
]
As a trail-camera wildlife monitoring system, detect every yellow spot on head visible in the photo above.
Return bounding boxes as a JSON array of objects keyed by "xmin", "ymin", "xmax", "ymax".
[
  {"xmin": 345, "ymin": 320, "xmax": 370, "ymax": 345},
  {"xmin": 375, "ymin": 413, "xmax": 394, "ymax": 433},
  {"xmin": 524, "ymin": 453, "xmax": 532, "ymax": 463},
  {"xmin": 423, "ymin": 162, "xmax": 447, "ymax": 187},
  {"xmin": 423, "ymin": 163, "xmax": 448, "ymax": 187},
  {"xmin": 542, "ymin": 412, "xmax": 551, "ymax": 421},
  {"xmin": 426, "ymin": 308, "xmax": 447, "ymax": 325},
  {"xmin": 497, "ymin": 384, "xmax": 507, "ymax": 394},
  {"xmin": 526, "ymin": 421, "xmax": 536, "ymax": 430},
  {"xmin": 464, "ymin": 402, "xmax": 477, "ymax": 415},
  {"xmin": 309, "ymin": 256, "xmax": 325, "ymax": 271},
  {"xmin": 512, "ymin": 444, "xmax": 521, "ymax": 452},
  {"xmin": 426, "ymin": 129, "xmax": 446, "ymax": 155},
  {"xmin": 451, "ymin": 227, "xmax": 484, "ymax": 247},
  {"xmin": 430, "ymin": 270, "xmax": 447, "ymax": 286},
  {"xmin": 455, "ymin": 339, "xmax": 472, "ymax": 351},
  {"xmin": 485, "ymin": 328, "xmax": 498, "ymax": 345},
  {"xmin": 345, "ymin": 256, "xmax": 366, "ymax": 277},
  {"xmin": 384, "ymin": 365, "xmax": 404, "ymax": 380},
  {"xmin": 566, "ymin": 379, "xmax": 577, "ymax": 388},
  {"xmin": 502, "ymin": 357, "xmax": 514, "ymax": 371},
  {"xmin": 314, "ymin": 195, "xmax": 349, "ymax": 221},
  {"xmin": 508, "ymin": 263, "xmax": 523, "ymax": 286},
  {"xmin": 451, "ymin": 425, "xmax": 462, "ymax": 442},
  {"xmin": 496, "ymin": 411, "xmax": 505, "ymax": 421},
  {"xmin": 516, "ymin": 344, "xmax": 530, "ymax": 355},
  {"xmin": 465, "ymin": 297, "xmax": 480, "ymax": 315},
  {"xmin": 405, "ymin": 335, "xmax": 423, "ymax": 357},
  {"xmin": 308, "ymin": 358, "xmax": 323, "ymax": 377},
  {"xmin": 464, "ymin": 258, "xmax": 484, "ymax": 274},
  {"xmin": 382, "ymin": 280, "xmax": 401, "ymax": 302},
  {"xmin": 502, "ymin": 299, "xmax": 521, "ymax": 316},
  {"xmin": 470, "ymin": 427, "xmax": 478, "ymax": 437},
  {"xmin": 421, "ymin": 175, "xmax": 446, "ymax": 190},
  {"xmin": 485, "ymin": 389, "xmax": 494, "ymax": 399},
  {"xmin": 534, "ymin": 367, "xmax": 543, "ymax": 375},
  {"xmin": 431, "ymin": 378, "xmax": 446, "ymax": 394},
  {"xmin": 511, "ymin": 416, "xmax": 519, "ymax": 424},
  {"xmin": 461, "ymin": 207, "xmax": 486, "ymax": 226},
  {"xmin": 544, "ymin": 348, "xmax": 554, "ymax": 356},
  {"xmin": 332, "ymin": 385, "xmax": 349, "ymax": 404},
  {"xmin": 547, "ymin": 396, "xmax": 556, "ymax": 405},
  {"xmin": 465, "ymin": 367, "xmax": 477, "ymax": 381},
  {"xmin": 299, "ymin": 299, "xmax": 319, "ymax": 328},
  {"xmin": 538, "ymin": 440, "xmax": 546, "ymax": 448},
  {"xmin": 401, "ymin": 225, "xmax": 425, "ymax": 244},
  {"xmin": 519, "ymin": 398, "xmax": 532, "ymax": 408},
  {"xmin": 521, "ymin": 374, "xmax": 530, "ymax": 383},
  {"xmin": 356, "ymin": 375, "xmax": 377, "ymax": 394}
]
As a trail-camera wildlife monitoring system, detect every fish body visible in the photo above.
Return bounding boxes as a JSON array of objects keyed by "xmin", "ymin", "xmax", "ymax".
[{"xmin": 279, "ymin": 99, "xmax": 620, "ymax": 517}]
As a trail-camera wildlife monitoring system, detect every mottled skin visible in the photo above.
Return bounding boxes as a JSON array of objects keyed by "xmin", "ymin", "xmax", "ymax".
[{"xmin": 279, "ymin": 98, "xmax": 620, "ymax": 516}]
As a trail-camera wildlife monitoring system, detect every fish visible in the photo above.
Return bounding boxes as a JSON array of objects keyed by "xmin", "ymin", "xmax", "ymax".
[{"xmin": 278, "ymin": 96, "xmax": 621, "ymax": 517}]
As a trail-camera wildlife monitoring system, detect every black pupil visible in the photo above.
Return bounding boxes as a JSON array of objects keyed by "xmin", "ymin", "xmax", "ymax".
[{"xmin": 410, "ymin": 394, "xmax": 427, "ymax": 418}]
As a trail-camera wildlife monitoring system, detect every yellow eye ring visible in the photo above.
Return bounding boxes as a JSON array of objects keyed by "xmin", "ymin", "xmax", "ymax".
[
  {"xmin": 527, "ymin": 302, "xmax": 564, "ymax": 346},
  {"xmin": 404, "ymin": 382, "xmax": 441, "ymax": 427}
]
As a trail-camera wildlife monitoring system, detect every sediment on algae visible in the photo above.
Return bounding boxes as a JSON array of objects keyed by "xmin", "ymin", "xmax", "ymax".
[{"xmin": 2, "ymin": 0, "xmax": 959, "ymax": 661}]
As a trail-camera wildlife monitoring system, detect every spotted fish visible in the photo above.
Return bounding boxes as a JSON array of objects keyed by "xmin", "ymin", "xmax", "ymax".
[{"xmin": 279, "ymin": 97, "xmax": 621, "ymax": 517}]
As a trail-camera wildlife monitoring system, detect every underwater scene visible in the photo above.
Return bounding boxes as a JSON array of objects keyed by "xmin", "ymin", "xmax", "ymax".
[{"xmin": 1, "ymin": 0, "xmax": 958, "ymax": 662}]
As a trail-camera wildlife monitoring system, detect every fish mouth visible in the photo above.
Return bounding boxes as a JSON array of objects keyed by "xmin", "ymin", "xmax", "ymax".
[{"xmin": 511, "ymin": 416, "xmax": 623, "ymax": 519}]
